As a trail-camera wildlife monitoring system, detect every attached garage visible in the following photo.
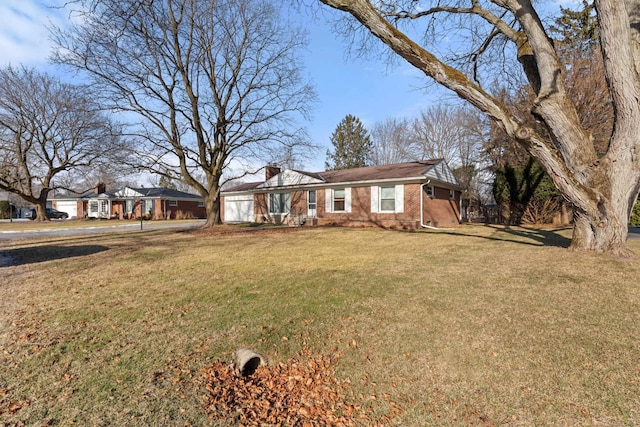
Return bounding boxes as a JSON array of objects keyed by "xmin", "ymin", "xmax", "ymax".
[
  {"xmin": 54, "ymin": 200, "xmax": 79, "ymax": 219},
  {"xmin": 224, "ymin": 195, "xmax": 254, "ymax": 223}
]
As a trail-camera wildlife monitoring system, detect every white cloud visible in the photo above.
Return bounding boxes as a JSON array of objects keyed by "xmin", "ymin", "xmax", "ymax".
[
  {"xmin": 552, "ymin": 0, "xmax": 583, "ymax": 8},
  {"xmin": 0, "ymin": 0, "xmax": 69, "ymax": 67}
]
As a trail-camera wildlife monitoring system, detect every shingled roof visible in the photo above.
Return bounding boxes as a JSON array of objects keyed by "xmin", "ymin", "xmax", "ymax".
[
  {"xmin": 222, "ymin": 160, "xmax": 458, "ymax": 193},
  {"xmin": 317, "ymin": 160, "xmax": 440, "ymax": 183},
  {"xmin": 222, "ymin": 181, "xmax": 264, "ymax": 192},
  {"xmin": 127, "ymin": 187, "xmax": 202, "ymax": 200},
  {"xmin": 54, "ymin": 186, "xmax": 203, "ymax": 200}
]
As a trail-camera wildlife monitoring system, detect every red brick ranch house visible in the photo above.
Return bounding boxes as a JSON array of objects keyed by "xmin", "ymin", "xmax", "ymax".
[
  {"xmin": 221, "ymin": 160, "xmax": 462, "ymax": 229},
  {"xmin": 51, "ymin": 184, "xmax": 206, "ymax": 220}
]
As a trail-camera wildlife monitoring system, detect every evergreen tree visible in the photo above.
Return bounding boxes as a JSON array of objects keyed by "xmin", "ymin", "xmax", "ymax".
[
  {"xmin": 325, "ymin": 114, "xmax": 372, "ymax": 170},
  {"xmin": 320, "ymin": 0, "xmax": 640, "ymax": 254},
  {"xmin": 550, "ymin": 0, "xmax": 599, "ymax": 53},
  {"xmin": 158, "ymin": 175, "xmax": 178, "ymax": 190},
  {"xmin": 493, "ymin": 157, "xmax": 563, "ymax": 225}
]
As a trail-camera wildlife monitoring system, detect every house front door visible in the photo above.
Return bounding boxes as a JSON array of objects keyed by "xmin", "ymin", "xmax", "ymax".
[{"xmin": 307, "ymin": 190, "xmax": 317, "ymax": 218}]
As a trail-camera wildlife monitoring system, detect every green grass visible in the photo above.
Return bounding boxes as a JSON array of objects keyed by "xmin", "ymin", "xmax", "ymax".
[{"xmin": 1, "ymin": 225, "xmax": 639, "ymax": 425}]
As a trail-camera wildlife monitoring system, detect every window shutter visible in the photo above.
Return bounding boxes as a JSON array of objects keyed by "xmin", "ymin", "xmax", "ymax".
[
  {"xmin": 325, "ymin": 189, "xmax": 332, "ymax": 213},
  {"xmin": 370, "ymin": 186, "xmax": 379, "ymax": 213},
  {"xmin": 395, "ymin": 185, "xmax": 404, "ymax": 213},
  {"xmin": 345, "ymin": 188, "xmax": 352, "ymax": 213}
]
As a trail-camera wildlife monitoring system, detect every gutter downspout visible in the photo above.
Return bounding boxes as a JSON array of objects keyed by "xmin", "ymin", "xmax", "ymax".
[
  {"xmin": 420, "ymin": 179, "xmax": 454, "ymax": 230},
  {"xmin": 420, "ymin": 180, "xmax": 431, "ymax": 228}
]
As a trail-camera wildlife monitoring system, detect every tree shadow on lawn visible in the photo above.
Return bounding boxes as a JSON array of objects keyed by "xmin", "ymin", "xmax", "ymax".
[
  {"xmin": 423, "ymin": 224, "xmax": 572, "ymax": 248},
  {"xmin": 490, "ymin": 225, "xmax": 572, "ymax": 248},
  {"xmin": 0, "ymin": 244, "xmax": 109, "ymax": 267}
]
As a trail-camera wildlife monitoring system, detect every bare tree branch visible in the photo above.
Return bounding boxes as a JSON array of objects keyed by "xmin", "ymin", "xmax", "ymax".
[
  {"xmin": 318, "ymin": 0, "xmax": 640, "ymax": 255},
  {"xmin": 52, "ymin": 0, "xmax": 317, "ymax": 226},
  {"xmin": 0, "ymin": 66, "xmax": 126, "ymax": 220}
]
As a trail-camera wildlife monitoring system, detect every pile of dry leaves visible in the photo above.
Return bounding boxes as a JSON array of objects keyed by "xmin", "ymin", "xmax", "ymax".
[{"xmin": 201, "ymin": 348, "xmax": 400, "ymax": 426}]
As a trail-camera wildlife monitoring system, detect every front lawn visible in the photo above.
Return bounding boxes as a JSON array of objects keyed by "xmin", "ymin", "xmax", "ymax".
[{"xmin": 1, "ymin": 225, "xmax": 639, "ymax": 425}]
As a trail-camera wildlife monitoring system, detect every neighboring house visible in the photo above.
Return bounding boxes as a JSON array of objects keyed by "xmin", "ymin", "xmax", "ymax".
[
  {"xmin": 51, "ymin": 183, "xmax": 205, "ymax": 219},
  {"xmin": 221, "ymin": 160, "xmax": 462, "ymax": 228},
  {"xmin": 0, "ymin": 190, "xmax": 34, "ymax": 219}
]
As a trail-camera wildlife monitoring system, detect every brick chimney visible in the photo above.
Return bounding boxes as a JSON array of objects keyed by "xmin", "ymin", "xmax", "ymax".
[
  {"xmin": 94, "ymin": 182, "xmax": 106, "ymax": 194},
  {"xmin": 265, "ymin": 164, "xmax": 281, "ymax": 180}
]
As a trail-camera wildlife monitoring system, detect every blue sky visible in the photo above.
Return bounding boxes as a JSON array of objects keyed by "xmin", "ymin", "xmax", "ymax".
[
  {"xmin": 300, "ymin": 16, "xmax": 451, "ymax": 167},
  {"xmin": 0, "ymin": 0, "xmax": 457, "ymax": 172},
  {"xmin": 2, "ymin": 0, "xmax": 577, "ymax": 173}
]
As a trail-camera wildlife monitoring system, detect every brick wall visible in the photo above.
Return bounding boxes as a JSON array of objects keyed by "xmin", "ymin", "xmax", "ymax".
[
  {"xmin": 316, "ymin": 184, "xmax": 422, "ymax": 229},
  {"xmin": 253, "ymin": 191, "xmax": 308, "ymax": 224},
  {"xmin": 227, "ymin": 183, "xmax": 460, "ymax": 228},
  {"xmin": 422, "ymin": 186, "xmax": 460, "ymax": 226}
]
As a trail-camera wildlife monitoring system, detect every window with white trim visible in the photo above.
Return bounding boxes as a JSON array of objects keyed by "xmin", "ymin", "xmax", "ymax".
[
  {"xmin": 99, "ymin": 200, "xmax": 109, "ymax": 217},
  {"xmin": 325, "ymin": 188, "xmax": 351, "ymax": 213},
  {"xmin": 269, "ymin": 192, "xmax": 291, "ymax": 214},
  {"xmin": 89, "ymin": 200, "xmax": 98, "ymax": 215},
  {"xmin": 449, "ymin": 189, "xmax": 455, "ymax": 200},
  {"xmin": 168, "ymin": 200, "xmax": 178, "ymax": 206},
  {"xmin": 143, "ymin": 199, "xmax": 153, "ymax": 214},
  {"xmin": 379, "ymin": 186, "xmax": 396, "ymax": 212},
  {"xmin": 198, "ymin": 201, "xmax": 204, "ymax": 207},
  {"xmin": 333, "ymin": 188, "xmax": 346, "ymax": 212},
  {"xmin": 371, "ymin": 185, "xmax": 404, "ymax": 213},
  {"xmin": 426, "ymin": 185, "xmax": 434, "ymax": 198}
]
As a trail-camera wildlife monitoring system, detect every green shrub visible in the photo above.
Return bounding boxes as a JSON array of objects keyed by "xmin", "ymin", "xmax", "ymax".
[
  {"xmin": 492, "ymin": 157, "xmax": 562, "ymax": 225},
  {"xmin": 630, "ymin": 199, "xmax": 640, "ymax": 226},
  {"xmin": 0, "ymin": 201, "xmax": 8, "ymax": 219}
]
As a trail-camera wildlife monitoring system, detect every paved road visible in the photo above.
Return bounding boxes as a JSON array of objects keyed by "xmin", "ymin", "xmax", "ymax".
[
  {"xmin": 0, "ymin": 219, "xmax": 205, "ymax": 242},
  {"xmin": 630, "ymin": 227, "xmax": 640, "ymax": 240}
]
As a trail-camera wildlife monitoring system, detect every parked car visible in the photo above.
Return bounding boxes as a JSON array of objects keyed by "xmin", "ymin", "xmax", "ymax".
[{"xmin": 25, "ymin": 208, "xmax": 69, "ymax": 220}]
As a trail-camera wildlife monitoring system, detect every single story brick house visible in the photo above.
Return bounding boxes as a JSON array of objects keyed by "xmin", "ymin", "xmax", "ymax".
[
  {"xmin": 51, "ymin": 184, "xmax": 205, "ymax": 219},
  {"xmin": 221, "ymin": 160, "xmax": 462, "ymax": 228}
]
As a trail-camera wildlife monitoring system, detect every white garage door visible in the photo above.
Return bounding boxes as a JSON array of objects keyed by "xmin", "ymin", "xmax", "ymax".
[
  {"xmin": 55, "ymin": 201, "xmax": 78, "ymax": 218},
  {"xmin": 224, "ymin": 195, "xmax": 254, "ymax": 223}
]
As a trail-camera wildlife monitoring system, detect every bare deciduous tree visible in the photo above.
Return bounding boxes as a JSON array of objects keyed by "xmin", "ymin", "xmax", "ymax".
[
  {"xmin": 369, "ymin": 106, "xmax": 488, "ymax": 219},
  {"xmin": 53, "ymin": 0, "xmax": 317, "ymax": 226},
  {"xmin": 318, "ymin": 0, "xmax": 640, "ymax": 255},
  {"xmin": 369, "ymin": 117, "xmax": 416, "ymax": 165},
  {"xmin": 413, "ymin": 105, "xmax": 466, "ymax": 165},
  {"xmin": 411, "ymin": 105, "xmax": 488, "ymax": 219},
  {"xmin": 370, "ymin": 107, "xmax": 486, "ymax": 169},
  {"xmin": 0, "ymin": 66, "xmax": 124, "ymax": 221}
]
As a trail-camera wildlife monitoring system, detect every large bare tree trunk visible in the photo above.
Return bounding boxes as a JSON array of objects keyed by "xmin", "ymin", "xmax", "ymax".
[
  {"xmin": 33, "ymin": 202, "xmax": 50, "ymax": 222},
  {"xmin": 569, "ymin": 190, "xmax": 630, "ymax": 256},
  {"xmin": 318, "ymin": 0, "xmax": 640, "ymax": 256},
  {"xmin": 203, "ymin": 192, "xmax": 223, "ymax": 227}
]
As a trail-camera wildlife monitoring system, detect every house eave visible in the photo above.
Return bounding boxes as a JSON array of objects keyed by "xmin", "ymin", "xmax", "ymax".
[{"xmin": 224, "ymin": 176, "xmax": 437, "ymax": 195}]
